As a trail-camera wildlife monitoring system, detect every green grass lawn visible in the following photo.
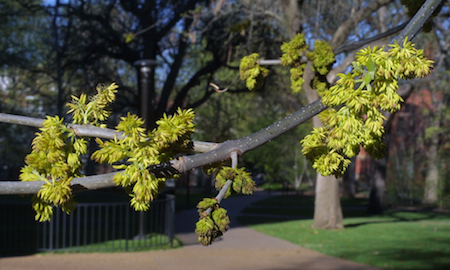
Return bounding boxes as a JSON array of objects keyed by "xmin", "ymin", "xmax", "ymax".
[{"xmin": 237, "ymin": 195, "xmax": 450, "ymax": 270}]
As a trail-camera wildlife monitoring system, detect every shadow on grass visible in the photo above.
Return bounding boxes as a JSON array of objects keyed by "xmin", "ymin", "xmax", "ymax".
[
  {"xmin": 236, "ymin": 194, "xmax": 450, "ymax": 270},
  {"xmin": 237, "ymin": 194, "xmax": 371, "ymax": 226},
  {"xmin": 238, "ymin": 194, "xmax": 450, "ymax": 228},
  {"xmin": 337, "ymin": 244, "xmax": 450, "ymax": 270},
  {"xmin": 344, "ymin": 211, "xmax": 450, "ymax": 228}
]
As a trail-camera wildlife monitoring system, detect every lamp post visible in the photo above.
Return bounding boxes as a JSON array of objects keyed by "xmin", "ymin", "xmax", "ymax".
[
  {"xmin": 133, "ymin": 59, "xmax": 158, "ymax": 240},
  {"xmin": 134, "ymin": 59, "xmax": 158, "ymax": 130}
]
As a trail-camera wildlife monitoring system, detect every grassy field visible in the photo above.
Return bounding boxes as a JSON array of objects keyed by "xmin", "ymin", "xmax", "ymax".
[{"xmin": 237, "ymin": 195, "xmax": 450, "ymax": 270}]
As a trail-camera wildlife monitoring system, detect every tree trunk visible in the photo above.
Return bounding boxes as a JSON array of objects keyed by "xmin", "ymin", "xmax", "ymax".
[
  {"xmin": 366, "ymin": 86, "xmax": 414, "ymax": 214},
  {"xmin": 423, "ymin": 129, "xmax": 440, "ymax": 204},
  {"xmin": 342, "ymin": 156, "xmax": 356, "ymax": 198},
  {"xmin": 367, "ymin": 157, "xmax": 386, "ymax": 214},
  {"xmin": 312, "ymin": 174, "xmax": 344, "ymax": 229},
  {"xmin": 303, "ymin": 61, "xmax": 344, "ymax": 229},
  {"xmin": 423, "ymin": 89, "xmax": 443, "ymax": 205}
]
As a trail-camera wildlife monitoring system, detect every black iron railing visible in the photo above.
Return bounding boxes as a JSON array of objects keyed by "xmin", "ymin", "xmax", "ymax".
[{"xmin": 0, "ymin": 194, "xmax": 174, "ymax": 255}]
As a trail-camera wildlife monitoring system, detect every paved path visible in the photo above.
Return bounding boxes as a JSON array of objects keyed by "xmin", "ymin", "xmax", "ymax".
[{"xmin": 0, "ymin": 192, "xmax": 382, "ymax": 270}]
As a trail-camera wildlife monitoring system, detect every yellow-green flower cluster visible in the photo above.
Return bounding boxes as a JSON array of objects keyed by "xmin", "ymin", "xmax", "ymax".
[
  {"xmin": 280, "ymin": 34, "xmax": 309, "ymax": 93},
  {"xmin": 21, "ymin": 84, "xmax": 119, "ymax": 221},
  {"xmin": 240, "ymin": 34, "xmax": 335, "ymax": 94},
  {"xmin": 307, "ymin": 40, "xmax": 335, "ymax": 76},
  {"xmin": 280, "ymin": 34, "xmax": 308, "ymax": 65},
  {"xmin": 20, "ymin": 116, "xmax": 86, "ymax": 221},
  {"xmin": 92, "ymin": 108, "xmax": 195, "ymax": 211},
  {"xmin": 195, "ymin": 166, "xmax": 254, "ymax": 245},
  {"xmin": 214, "ymin": 166, "xmax": 255, "ymax": 198},
  {"xmin": 302, "ymin": 39, "xmax": 433, "ymax": 177},
  {"xmin": 67, "ymin": 83, "xmax": 118, "ymax": 127},
  {"xmin": 307, "ymin": 40, "xmax": 335, "ymax": 96},
  {"xmin": 195, "ymin": 199, "xmax": 230, "ymax": 246},
  {"xmin": 239, "ymin": 53, "xmax": 269, "ymax": 90}
]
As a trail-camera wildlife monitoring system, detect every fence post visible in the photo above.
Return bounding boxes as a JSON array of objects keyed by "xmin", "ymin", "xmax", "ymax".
[
  {"xmin": 125, "ymin": 204, "xmax": 129, "ymax": 252},
  {"xmin": 166, "ymin": 194, "xmax": 175, "ymax": 247},
  {"xmin": 49, "ymin": 213, "xmax": 54, "ymax": 252}
]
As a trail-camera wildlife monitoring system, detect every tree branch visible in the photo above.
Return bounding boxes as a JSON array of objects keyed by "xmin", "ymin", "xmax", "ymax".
[
  {"xmin": 0, "ymin": 113, "xmax": 220, "ymax": 153},
  {"xmin": 397, "ymin": 0, "xmax": 442, "ymax": 42},
  {"xmin": 258, "ymin": 19, "xmax": 409, "ymax": 68},
  {"xmin": 333, "ymin": 20, "xmax": 409, "ymax": 55},
  {"xmin": 157, "ymin": 18, "xmax": 192, "ymax": 118},
  {"xmin": 0, "ymin": 99, "xmax": 326, "ymax": 195}
]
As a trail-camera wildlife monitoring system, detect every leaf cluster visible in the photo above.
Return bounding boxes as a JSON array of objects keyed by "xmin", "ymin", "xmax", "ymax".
[
  {"xmin": 280, "ymin": 34, "xmax": 308, "ymax": 93},
  {"xmin": 239, "ymin": 53, "xmax": 269, "ymax": 90},
  {"xmin": 307, "ymin": 40, "xmax": 335, "ymax": 96},
  {"xmin": 21, "ymin": 82, "xmax": 196, "ymax": 220},
  {"xmin": 239, "ymin": 34, "xmax": 335, "ymax": 94},
  {"xmin": 19, "ymin": 115, "xmax": 86, "ymax": 221},
  {"xmin": 194, "ymin": 166, "xmax": 254, "ymax": 245},
  {"xmin": 195, "ymin": 200, "xmax": 230, "ymax": 246},
  {"xmin": 92, "ymin": 108, "xmax": 195, "ymax": 211},
  {"xmin": 20, "ymin": 84, "xmax": 119, "ymax": 221},
  {"xmin": 302, "ymin": 39, "xmax": 433, "ymax": 177},
  {"xmin": 279, "ymin": 34, "xmax": 335, "ymax": 94},
  {"xmin": 307, "ymin": 40, "xmax": 335, "ymax": 76},
  {"xmin": 214, "ymin": 166, "xmax": 256, "ymax": 198},
  {"xmin": 67, "ymin": 83, "xmax": 118, "ymax": 127}
]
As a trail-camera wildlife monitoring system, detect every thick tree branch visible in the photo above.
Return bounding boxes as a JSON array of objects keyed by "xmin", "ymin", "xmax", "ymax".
[
  {"xmin": 157, "ymin": 18, "xmax": 193, "ymax": 118},
  {"xmin": 397, "ymin": 0, "xmax": 442, "ymax": 42},
  {"xmin": 157, "ymin": 0, "xmax": 198, "ymax": 38},
  {"xmin": 333, "ymin": 20, "xmax": 409, "ymax": 55},
  {"xmin": 0, "ymin": 99, "xmax": 326, "ymax": 195},
  {"xmin": 169, "ymin": 99, "xmax": 326, "ymax": 173}
]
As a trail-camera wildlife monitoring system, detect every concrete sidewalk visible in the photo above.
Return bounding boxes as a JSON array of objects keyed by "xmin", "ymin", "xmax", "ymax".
[{"xmin": 0, "ymin": 192, "xmax": 381, "ymax": 270}]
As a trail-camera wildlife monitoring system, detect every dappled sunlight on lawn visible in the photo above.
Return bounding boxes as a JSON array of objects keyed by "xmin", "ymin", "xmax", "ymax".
[{"xmin": 237, "ymin": 195, "xmax": 450, "ymax": 270}]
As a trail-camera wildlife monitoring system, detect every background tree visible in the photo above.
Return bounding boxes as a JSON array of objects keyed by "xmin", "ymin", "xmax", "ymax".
[{"xmin": 252, "ymin": 0, "xmax": 417, "ymax": 228}]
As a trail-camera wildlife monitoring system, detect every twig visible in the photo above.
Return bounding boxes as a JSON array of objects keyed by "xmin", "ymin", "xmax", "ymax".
[
  {"xmin": 0, "ymin": 113, "xmax": 220, "ymax": 153},
  {"xmin": 258, "ymin": 20, "xmax": 409, "ymax": 68},
  {"xmin": 215, "ymin": 151, "xmax": 238, "ymax": 204},
  {"xmin": 204, "ymin": 151, "xmax": 238, "ymax": 215},
  {"xmin": 209, "ymin": 74, "xmax": 240, "ymax": 93}
]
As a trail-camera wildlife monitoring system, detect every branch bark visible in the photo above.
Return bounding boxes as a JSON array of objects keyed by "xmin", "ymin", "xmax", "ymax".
[
  {"xmin": 397, "ymin": 0, "xmax": 442, "ymax": 42},
  {"xmin": 0, "ymin": 99, "xmax": 326, "ymax": 195}
]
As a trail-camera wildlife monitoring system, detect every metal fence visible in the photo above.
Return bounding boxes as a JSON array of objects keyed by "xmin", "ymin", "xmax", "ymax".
[{"xmin": 1, "ymin": 194, "xmax": 174, "ymax": 255}]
